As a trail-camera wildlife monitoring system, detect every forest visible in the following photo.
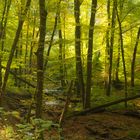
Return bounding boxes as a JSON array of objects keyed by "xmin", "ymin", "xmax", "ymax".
[{"xmin": 0, "ymin": 0, "xmax": 140, "ymax": 139}]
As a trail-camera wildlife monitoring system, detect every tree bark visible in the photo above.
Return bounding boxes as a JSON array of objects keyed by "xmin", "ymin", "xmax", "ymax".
[
  {"xmin": 74, "ymin": 0, "xmax": 85, "ymax": 107},
  {"xmin": 104, "ymin": 0, "xmax": 110, "ymax": 91},
  {"xmin": 43, "ymin": 1, "xmax": 61, "ymax": 71},
  {"xmin": 115, "ymin": 0, "xmax": 124, "ymax": 82},
  {"xmin": 0, "ymin": 0, "xmax": 11, "ymax": 89},
  {"xmin": 29, "ymin": 14, "xmax": 38, "ymax": 75},
  {"xmin": 85, "ymin": 0, "xmax": 97, "ymax": 109},
  {"xmin": 106, "ymin": 0, "xmax": 116, "ymax": 96},
  {"xmin": 24, "ymin": 12, "xmax": 30, "ymax": 88},
  {"xmin": 116, "ymin": 2, "xmax": 128, "ymax": 107},
  {"xmin": 131, "ymin": 27, "xmax": 140, "ymax": 87},
  {"xmin": 58, "ymin": 15, "xmax": 66, "ymax": 87},
  {"xmin": 115, "ymin": 45, "xmax": 120, "ymax": 81},
  {"xmin": 35, "ymin": 0, "xmax": 47, "ymax": 118}
]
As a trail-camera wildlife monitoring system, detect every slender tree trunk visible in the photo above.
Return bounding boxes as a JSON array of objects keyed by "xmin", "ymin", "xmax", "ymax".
[
  {"xmin": 0, "ymin": 22, "xmax": 4, "ymax": 88},
  {"xmin": 115, "ymin": 0, "xmax": 124, "ymax": 82},
  {"xmin": 25, "ymin": 27, "xmax": 29, "ymax": 66},
  {"xmin": 0, "ymin": 0, "xmax": 11, "ymax": 88},
  {"xmin": 85, "ymin": 0, "xmax": 97, "ymax": 109},
  {"xmin": 74, "ymin": 0, "xmax": 85, "ymax": 107},
  {"xmin": 115, "ymin": 45, "xmax": 120, "ymax": 81},
  {"xmin": 116, "ymin": 2, "xmax": 128, "ymax": 107},
  {"xmin": 58, "ymin": 15, "xmax": 65, "ymax": 87},
  {"xmin": 14, "ymin": 44, "xmax": 18, "ymax": 87},
  {"xmin": 106, "ymin": 0, "xmax": 116, "ymax": 96},
  {"xmin": 43, "ymin": 1, "xmax": 61, "ymax": 71},
  {"xmin": 18, "ymin": 33, "xmax": 23, "ymax": 87},
  {"xmin": 35, "ymin": 0, "xmax": 47, "ymax": 118},
  {"xmin": 104, "ymin": 0, "xmax": 110, "ymax": 91},
  {"xmin": 131, "ymin": 27, "xmax": 140, "ymax": 87},
  {"xmin": 1, "ymin": 0, "xmax": 31, "ymax": 95},
  {"xmin": 29, "ymin": 15, "xmax": 37, "ymax": 74},
  {"xmin": 14, "ymin": 32, "xmax": 23, "ymax": 87},
  {"xmin": 1, "ymin": 0, "xmax": 11, "ymax": 51},
  {"xmin": 25, "ymin": 13, "xmax": 30, "ymax": 87},
  {"xmin": 63, "ymin": 13, "xmax": 67, "ymax": 84}
]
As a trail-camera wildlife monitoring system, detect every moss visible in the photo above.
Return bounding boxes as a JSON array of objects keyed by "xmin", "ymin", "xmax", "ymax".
[{"xmin": 127, "ymin": 130, "xmax": 140, "ymax": 139}]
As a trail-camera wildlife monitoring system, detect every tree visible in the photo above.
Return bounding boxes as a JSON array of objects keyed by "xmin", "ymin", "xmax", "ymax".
[
  {"xmin": 106, "ymin": 0, "xmax": 116, "ymax": 96},
  {"xmin": 131, "ymin": 27, "xmax": 140, "ymax": 87},
  {"xmin": 74, "ymin": 0, "xmax": 85, "ymax": 107},
  {"xmin": 116, "ymin": 0, "xmax": 128, "ymax": 107},
  {"xmin": 43, "ymin": 1, "xmax": 61, "ymax": 71},
  {"xmin": 1, "ymin": 0, "xmax": 31, "ymax": 95},
  {"xmin": 58, "ymin": 14, "xmax": 66, "ymax": 87},
  {"xmin": 0, "ymin": 0, "xmax": 11, "ymax": 88},
  {"xmin": 104, "ymin": 0, "xmax": 111, "ymax": 92},
  {"xmin": 115, "ymin": 0, "xmax": 124, "ymax": 82},
  {"xmin": 85, "ymin": 0, "xmax": 97, "ymax": 109},
  {"xmin": 35, "ymin": 0, "xmax": 47, "ymax": 118}
]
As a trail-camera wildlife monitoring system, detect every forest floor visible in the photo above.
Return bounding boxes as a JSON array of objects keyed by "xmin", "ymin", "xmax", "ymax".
[
  {"xmin": 62, "ymin": 111, "xmax": 140, "ymax": 140},
  {"xmin": 1, "ymin": 108, "xmax": 140, "ymax": 140},
  {"xmin": 0, "ymin": 92, "xmax": 140, "ymax": 140},
  {"xmin": 42, "ymin": 98, "xmax": 140, "ymax": 140}
]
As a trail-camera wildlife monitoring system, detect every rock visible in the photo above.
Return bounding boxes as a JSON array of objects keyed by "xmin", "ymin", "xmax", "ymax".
[
  {"xmin": 43, "ymin": 87, "xmax": 64, "ymax": 96},
  {"xmin": 45, "ymin": 100, "xmax": 60, "ymax": 106}
]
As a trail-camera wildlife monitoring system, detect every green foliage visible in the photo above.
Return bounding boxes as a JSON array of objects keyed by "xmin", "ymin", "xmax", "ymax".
[
  {"xmin": 0, "ymin": 1, "xmax": 140, "ymax": 139},
  {"xmin": 16, "ymin": 118, "xmax": 59, "ymax": 140},
  {"xmin": 90, "ymin": 86, "xmax": 140, "ymax": 110},
  {"xmin": 0, "ymin": 126, "xmax": 16, "ymax": 140},
  {"xmin": 127, "ymin": 130, "xmax": 140, "ymax": 139}
]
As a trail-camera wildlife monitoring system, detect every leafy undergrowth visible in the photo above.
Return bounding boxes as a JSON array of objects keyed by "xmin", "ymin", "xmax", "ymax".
[{"xmin": 1, "ymin": 107, "xmax": 140, "ymax": 140}]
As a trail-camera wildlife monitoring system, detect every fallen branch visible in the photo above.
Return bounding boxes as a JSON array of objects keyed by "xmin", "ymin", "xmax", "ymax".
[
  {"xmin": 59, "ymin": 80, "xmax": 73, "ymax": 126},
  {"xmin": 1, "ymin": 65, "xmax": 36, "ymax": 88},
  {"xmin": 68, "ymin": 94, "xmax": 140, "ymax": 117}
]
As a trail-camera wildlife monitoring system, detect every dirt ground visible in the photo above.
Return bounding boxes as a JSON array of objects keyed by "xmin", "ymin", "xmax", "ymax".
[
  {"xmin": 61, "ymin": 111, "xmax": 140, "ymax": 140},
  {"xmin": 1, "ymin": 94, "xmax": 140, "ymax": 140}
]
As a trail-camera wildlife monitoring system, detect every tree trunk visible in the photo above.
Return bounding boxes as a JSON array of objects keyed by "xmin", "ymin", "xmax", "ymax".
[
  {"xmin": 58, "ymin": 15, "xmax": 66, "ymax": 87},
  {"xmin": 116, "ymin": 2, "xmax": 128, "ymax": 107},
  {"xmin": 1, "ymin": 0, "xmax": 31, "ymax": 95},
  {"xmin": 43, "ymin": 1, "xmax": 61, "ymax": 71},
  {"xmin": 35, "ymin": 0, "xmax": 47, "ymax": 118},
  {"xmin": 85, "ymin": 0, "xmax": 97, "ymax": 109},
  {"xmin": 14, "ymin": 44, "xmax": 18, "ymax": 87},
  {"xmin": 74, "ymin": 0, "xmax": 85, "ymax": 107},
  {"xmin": 106, "ymin": 0, "xmax": 116, "ymax": 96},
  {"xmin": 29, "ymin": 14, "xmax": 38, "ymax": 75},
  {"xmin": 0, "ymin": 0, "xmax": 11, "ymax": 89},
  {"xmin": 104, "ymin": 0, "xmax": 110, "ymax": 91},
  {"xmin": 115, "ymin": 45, "xmax": 120, "ymax": 82},
  {"xmin": 24, "ymin": 13, "xmax": 30, "ymax": 88},
  {"xmin": 18, "ymin": 33, "xmax": 23, "ymax": 87},
  {"xmin": 115, "ymin": 0, "xmax": 124, "ymax": 82},
  {"xmin": 131, "ymin": 27, "xmax": 140, "ymax": 87},
  {"xmin": 1, "ymin": 0, "xmax": 11, "ymax": 51}
]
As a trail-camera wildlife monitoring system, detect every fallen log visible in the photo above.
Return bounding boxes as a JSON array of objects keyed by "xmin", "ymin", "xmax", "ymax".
[
  {"xmin": 1, "ymin": 65, "xmax": 36, "ymax": 88},
  {"xmin": 68, "ymin": 94, "xmax": 140, "ymax": 117}
]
